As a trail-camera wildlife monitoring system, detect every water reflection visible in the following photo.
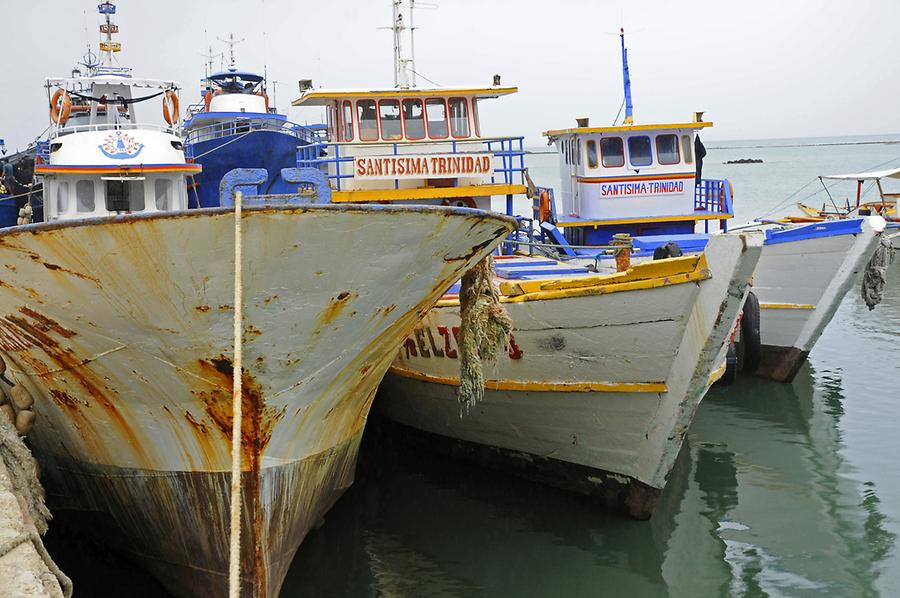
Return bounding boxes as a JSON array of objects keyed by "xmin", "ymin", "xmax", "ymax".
[{"xmin": 284, "ymin": 359, "xmax": 896, "ymax": 597}]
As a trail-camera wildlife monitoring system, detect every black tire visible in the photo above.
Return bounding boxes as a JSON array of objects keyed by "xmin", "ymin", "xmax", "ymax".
[
  {"xmin": 653, "ymin": 242, "xmax": 683, "ymax": 260},
  {"xmin": 721, "ymin": 342, "xmax": 738, "ymax": 385},
  {"xmin": 740, "ymin": 291, "xmax": 762, "ymax": 373}
]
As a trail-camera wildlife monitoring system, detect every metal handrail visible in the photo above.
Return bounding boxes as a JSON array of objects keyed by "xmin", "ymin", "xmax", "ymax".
[
  {"xmin": 183, "ymin": 117, "xmax": 323, "ymax": 147},
  {"xmin": 297, "ymin": 136, "xmax": 527, "ymax": 192},
  {"xmin": 49, "ymin": 122, "xmax": 176, "ymax": 138}
]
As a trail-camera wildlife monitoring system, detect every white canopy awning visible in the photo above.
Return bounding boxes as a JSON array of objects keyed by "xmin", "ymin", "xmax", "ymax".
[{"xmin": 822, "ymin": 166, "xmax": 900, "ymax": 181}]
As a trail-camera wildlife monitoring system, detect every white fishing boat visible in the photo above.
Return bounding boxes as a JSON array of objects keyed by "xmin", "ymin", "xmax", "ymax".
[
  {"xmin": 533, "ymin": 30, "xmax": 888, "ymax": 383},
  {"xmin": 3, "ymin": 4, "xmax": 515, "ymax": 596},
  {"xmin": 293, "ymin": 4, "xmax": 763, "ymax": 518},
  {"xmin": 795, "ymin": 167, "xmax": 900, "ymax": 248}
]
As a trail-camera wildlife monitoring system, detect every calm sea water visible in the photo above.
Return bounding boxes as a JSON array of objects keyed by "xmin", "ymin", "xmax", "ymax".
[{"xmin": 47, "ymin": 137, "xmax": 900, "ymax": 597}]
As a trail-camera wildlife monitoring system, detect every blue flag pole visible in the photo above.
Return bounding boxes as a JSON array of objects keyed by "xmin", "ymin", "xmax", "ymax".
[{"xmin": 620, "ymin": 28, "xmax": 634, "ymax": 125}]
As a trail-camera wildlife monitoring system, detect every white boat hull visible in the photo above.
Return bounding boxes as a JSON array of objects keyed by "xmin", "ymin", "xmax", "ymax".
[
  {"xmin": 0, "ymin": 204, "xmax": 513, "ymax": 597},
  {"xmin": 377, "ymin": 234, "xmax": 762, "ymax": 518},
  {"xmin": 748, "ymin": 217, "xmax": 885, "ymax": 381}
]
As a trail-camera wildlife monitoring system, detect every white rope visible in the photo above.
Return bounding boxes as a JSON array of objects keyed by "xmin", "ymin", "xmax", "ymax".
[{"xmin": 228, "ymin": 191, "xmax": 244, "ymax": 598}]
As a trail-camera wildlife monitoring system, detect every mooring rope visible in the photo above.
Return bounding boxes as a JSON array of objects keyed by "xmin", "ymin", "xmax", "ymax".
[{"xmin": 228, "ymin": 191, "xmax": 244, "ymax": 598}]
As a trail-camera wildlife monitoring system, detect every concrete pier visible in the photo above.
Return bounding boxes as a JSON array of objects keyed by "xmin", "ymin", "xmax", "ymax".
[{"xmin": 0, "ymin": 398, "xmax": 70, "ymax": 598}]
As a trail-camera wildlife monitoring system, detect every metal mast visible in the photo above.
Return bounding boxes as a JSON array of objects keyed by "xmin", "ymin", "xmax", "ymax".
[
  {"xmin": 620, "ymin": 28, "xmax": 634, "ymax": 125},
  {"xmin": 218, "ymin": 33, "xmax": 246, "ymax": 69},
  {"xmin": 97, "ymin": 2, "xmax": 121, "ymax": 66}
]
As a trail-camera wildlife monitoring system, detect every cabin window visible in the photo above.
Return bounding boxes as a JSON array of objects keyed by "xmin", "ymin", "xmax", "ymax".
[
  {"xmin": 402, "ymin": 99, "xmax": 425, "ymax": 140},
  {"xmin": 75, "ymin": 180, "xmax": 95, "ymax": 213},
  {"xmin": 656, "ymin": 134, "xmax": 680, "ymax": 165},
  {"xmin": 155, "ymin": 179, "xmax": 173, "ymax": 211},
  {"xmin": 342, "ymin": 101, "xmax": 354, "ymax": 141},
  {"xmin": 599, "ymin": 137, "xmax": 625, "ymax": 168},
  {"xmin": 682, "ymin": 135, "xmax": 693, "ymax": 163},
  {"xmin": 576, "ymin": 139, "xmax": 581, "ymax": 166},
  {"xmin": 106, "ymin": 179, "xmax": 145, "ymax": 212},
  {"xmin": 448, "ymin": 97, "xmax": 470, "ymax": 138},
  {"xmin": 472, "ymin": 98, "xmax": 481, "ymax": 137},
  {"xmin": 56, "ymin": 181, "xmax": 70, "ymax": 214},
  {"xmin": 425, "ymin": 98, "xmax": 448, "ymax": 139},
  {"xmin": 378, "ymin": 99, "xmax": 402, "ymax": 141},
  {"xmin": 586, "ymin": 140, "xmax": 598, "ymax": 168},
  {"xmin": 562, "ymin": 140, "xmax": 568, "ymax": 164},
  {"xmin": 628, "ymin": 136, "xmax": 653, "ymax": 167},
  {"xmin": 357, "ymin": 100, "xmax": 379, "ymax": 141}
]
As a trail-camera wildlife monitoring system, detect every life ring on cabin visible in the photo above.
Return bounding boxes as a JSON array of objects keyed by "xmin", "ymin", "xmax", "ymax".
[
  {"xmin": 441, "ymin": 197, "xmax": 478, "ymax": 209},
  {"xmin": 50, "ymin": 89, "xmax": 71, "ymax": 125},
  {"xmin": 256, "ymin": 92, "xmax": 270, "ymax": 112},
  {"xmin": 203, "ymin": 90, "xmax": 213, "ymax": 112},
  {"xmin": 538, "ymin": 190, "xmax": 551, "ymax": 223},
  {"xmin": 162, "ymin": 90, "xmax": 179, "ymax": 125}
]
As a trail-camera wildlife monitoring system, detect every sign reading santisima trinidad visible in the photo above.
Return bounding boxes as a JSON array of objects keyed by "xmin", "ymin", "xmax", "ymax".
[{"xmin": 354, "ymin": 153, "xmax": 493, "ymax": 180}]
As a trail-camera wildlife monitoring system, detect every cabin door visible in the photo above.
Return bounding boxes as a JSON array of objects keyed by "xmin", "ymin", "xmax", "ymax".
[{"xmin": 570, "ymin": 136, "xmax": 580, "ymax": 216}]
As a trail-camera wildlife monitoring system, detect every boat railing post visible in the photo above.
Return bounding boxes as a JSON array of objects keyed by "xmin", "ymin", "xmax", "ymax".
[{"xmin": 394, "ymin": 143, "xmax": 399, "ymax": 190}]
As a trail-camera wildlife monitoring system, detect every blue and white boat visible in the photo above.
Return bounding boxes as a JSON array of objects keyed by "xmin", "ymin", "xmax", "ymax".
[
  {"xmin": 536, "ymin": 30, "xmax": 887, "ymax": 383},
  {"xmin": 181, "ymin": 46, "xmax": 322, "ymax": 207}
]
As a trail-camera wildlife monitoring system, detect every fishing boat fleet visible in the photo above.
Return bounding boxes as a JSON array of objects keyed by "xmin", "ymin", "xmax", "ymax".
[{"xmin": 0, "ymin": 2, "xmax": 893, "ymax": 596}]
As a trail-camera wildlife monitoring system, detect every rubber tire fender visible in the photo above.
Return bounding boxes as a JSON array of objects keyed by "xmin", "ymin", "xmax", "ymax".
[
  {"xmin": 721, "ymin": 342, "xmax": 738, "ymax": 386},
  {"xmin": 740, "ymin": 290, "xmax": 762, "ymax": 373}
]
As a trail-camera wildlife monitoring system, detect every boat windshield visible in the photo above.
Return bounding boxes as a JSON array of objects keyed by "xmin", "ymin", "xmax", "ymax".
[{"xmin": 209, "ymin": 72, "xmax": 264, "ymax": 94}]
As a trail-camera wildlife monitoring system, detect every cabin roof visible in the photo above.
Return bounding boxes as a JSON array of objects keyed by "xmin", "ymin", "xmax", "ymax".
[
  {"xmin": 292, "ymin": 85, "xmax": 518, "ymax": 106},
  {"xmin": 209, "ymin": 70, "xmax": 264, "ymax": 81},
  {"xmin": 822, "ymin": 166, "xmax": 900, "ymax": 181},
  {"xmin": 543, "ymin": 121, "xmax": 713, "ymax": 138},
  {"xmin": 46, "ymin": 76, "xmax": 181, "ymax": 90}
]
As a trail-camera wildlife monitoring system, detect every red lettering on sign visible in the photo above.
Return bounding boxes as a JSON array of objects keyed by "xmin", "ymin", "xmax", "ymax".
[
  {"xmin": 403, "ymin": 337, "xmax": 418, "ymax": 359},
  {"xmin": 437, "ymin": 326, "xmax": 458, "ymax": 358}
]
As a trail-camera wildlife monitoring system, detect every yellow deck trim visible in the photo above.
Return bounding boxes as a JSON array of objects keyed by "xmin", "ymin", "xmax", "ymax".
[
  {"xmin": 707, "ymin": 360, "xmax": 727, "ymax": 386},
  {"xmin": 759, "ymin": 303, "xmax": 816, "ymax": 310},
  {"xmin": 330, "ymin": 183, "xmax": 526, "ymax": 203},
  {"xmin": 389, "ymin": 365, "xmax": 667, "ymax": 393},
  {"xmin": 554, "ymin": 213, "xmax": 731, "ymax": 228},
  {"xmin": 293, "ymin": 86, "xmax": 518, "ymax": 106},
  {"xmin": 435, "ymin": 254, "xmax": 710, "ymax": 307},
  {"xmin": 544, "ymin": 121, "xmax": 713, "ymax": 137}
]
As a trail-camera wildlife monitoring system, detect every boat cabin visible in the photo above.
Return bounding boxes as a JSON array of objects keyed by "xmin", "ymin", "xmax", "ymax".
[
  {"xmin": 542, "ymin": 117, "xmax": 733, "ymax": 246},
  {"xmin": 291, "ymin": 85, "xmax": 526, "ymax": 206},
  {"xmin": 36, "ymin": 73, "xmax": 200, "ymax": 223}
]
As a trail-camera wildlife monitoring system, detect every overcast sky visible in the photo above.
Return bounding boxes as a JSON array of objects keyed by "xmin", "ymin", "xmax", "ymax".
[{"xmin": 3, "ymin": 0, "xmax": 899, "ymax": 152}]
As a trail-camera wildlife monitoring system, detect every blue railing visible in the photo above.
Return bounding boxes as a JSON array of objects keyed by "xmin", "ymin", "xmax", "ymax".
[
  {"xmin": 695, "ymin": 178, "xmax": 733, "ymax": 232},
  {"xmin": 183, "ymin": 117, "xmax": 326, "ymax": 158},
  {"xmin": 296, "ymin": 137, "xmax": 527, "ymax": 192}
]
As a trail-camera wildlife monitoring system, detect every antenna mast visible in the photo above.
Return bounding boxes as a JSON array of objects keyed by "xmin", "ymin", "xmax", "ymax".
[
  {"xmin": 620, "ymin": 28, "xmax": 634, "ymax": 125},
  {"xmin": 97, "ymin": 2, "xmax": 121, "ymax": 67},
  {"xmin": 218, "ymin": 33, "xmax": 246, "ymax": 69}
]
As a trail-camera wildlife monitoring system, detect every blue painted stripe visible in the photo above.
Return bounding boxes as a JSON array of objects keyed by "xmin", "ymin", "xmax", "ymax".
[
  {"xmin": 764, "ymin": 218, "xmax": 864, "ymax": 245},
  {"xmin": 498, "ymin": 268, "xmax": 591, "ymax": 279}
]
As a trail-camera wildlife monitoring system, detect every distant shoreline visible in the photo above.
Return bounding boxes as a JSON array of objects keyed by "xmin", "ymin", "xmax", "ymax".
[{"xmin": 709, "ymin": 139, "xmax": 900, "ymax": 150}]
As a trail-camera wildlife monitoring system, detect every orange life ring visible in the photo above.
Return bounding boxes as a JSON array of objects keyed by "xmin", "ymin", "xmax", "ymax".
[
  {"xmin": 441, "ymin": 197, "xmax": 478, "ymax": 209},
  {"xmin": 50, "ymin": 89, "xmax": 71, "ymax": 125},
  {"xmin": 163, "ymin": 90, "xmax": 179, "ymax": 125},
  {"xmin": 256, "ymin": 91, "xmax": 270, "ymax": 112},
  {"xmin": 539, "ymin": 190, "xmax": 551, "ymax": 222},
  {"xmin": 203, "ymin": 90, "xmax": 213, "ymax": 112}
]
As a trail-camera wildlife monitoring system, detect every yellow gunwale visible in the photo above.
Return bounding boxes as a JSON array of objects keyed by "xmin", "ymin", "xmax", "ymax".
[
  {"xmin": 759, "ymin": 303, "xmax": 816, "ymax": 310},
  {"xmin": 330, "ymin": 183, "xmax": 526, "ymax": 203},
  {"xmin": 389, "ymin": 365, "xmax": 668, "ymax": 393},
  {"xmin": 554, "ymin": 213, "xmax": 731, "ymax": 228},
  {"xmin": 436, "ymin": 253, "xmax": 709, "ymax": 307},
  {"xmin": 707, "ymin": 360, "xmax": 727, "ymax": 386}
]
